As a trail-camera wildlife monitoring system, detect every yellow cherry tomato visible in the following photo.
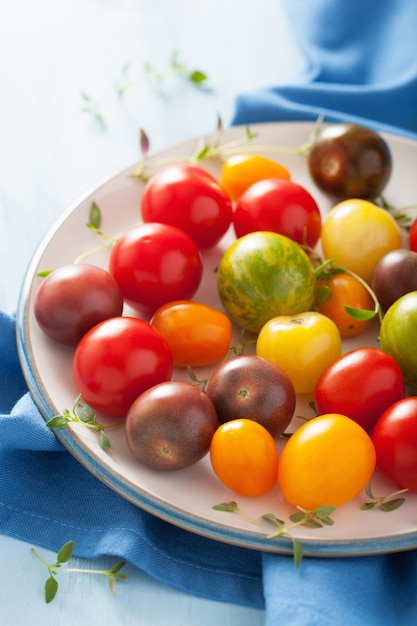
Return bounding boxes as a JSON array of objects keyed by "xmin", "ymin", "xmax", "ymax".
[
  {"xmin": 256, "ymin": 312, "xmax": 342, "ymax": 394},
  {"xmin": 278, "ymin": 413, "xmax": 376, "ymax": 509},
  {"xmin": 210, "ymin": 419, "xmax": 279, "ymax": 497},
  {"xmin": 220, "ymin": 153, "xmax": 291, "ymax": 202},
  {"xmin": 317, "ymin": 272, "xmax": 374, "ymax": 337},
  {"xmin": 321, "ymin": 199, "xmax": 402, "ymax": 283}
]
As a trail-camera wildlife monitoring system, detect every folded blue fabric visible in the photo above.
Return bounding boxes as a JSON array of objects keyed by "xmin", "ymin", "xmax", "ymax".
[
  {"xmin": 232, "ymin": 0, "xmax": 417, "ymax": 141},
  {"xmin": 2, "ymin": 1, "xmax": 417, "ymax": 623}
]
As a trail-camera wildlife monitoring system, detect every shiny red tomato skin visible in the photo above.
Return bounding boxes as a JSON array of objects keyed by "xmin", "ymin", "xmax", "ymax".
[
  {"xmin": 314, "ymin": 348, "xmax": 405, "ymax": 432},
  {"xmin": 140, "ymin": 164, "xmax": 233, "ymax": 249},
  {"xmin": 409, "ymin": 219, "xmax": 417, "ymax": 252},
  {"xmin": 233, "ymin": 178, "xmax": 322, "ymax": 247},
  {"xmin": 73, "ymin": 316, "xmax": 173, "ymax": 418},
  {"xmin": 109, "ymin": 222, "xmax": 203, "ymax": 315},
  {"xmin": 372, "ymin": 397, "xmax": 417, "ymax": 493}
]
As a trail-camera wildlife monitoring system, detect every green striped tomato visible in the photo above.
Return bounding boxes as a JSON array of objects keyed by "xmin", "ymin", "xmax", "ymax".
[{"xmin": 217, "ymin": 231, "xmax": 316, "ymax": 333}]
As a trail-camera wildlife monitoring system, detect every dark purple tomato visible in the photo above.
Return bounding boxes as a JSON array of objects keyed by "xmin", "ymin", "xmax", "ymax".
[
  {"xmin": 308, "ymin": 124, "xmax": 392, "ymax": 200},
  {"xmin": 34, "ymin": 264, "xmax": 124, "ymax": 346},
  {"xmin": 125, "ymin": 381, "xmax": 218, "ymax": 470},
  {"xmin": 206, "ymin": 355, "xmax": 296, "ymax": 437},
  {"xmin": 371, "ymin": 249, "xmax": 417, "ymax": 312}
]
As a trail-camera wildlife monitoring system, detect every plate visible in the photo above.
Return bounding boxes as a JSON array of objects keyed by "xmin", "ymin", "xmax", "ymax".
[{"xmin": 17, "ymin": 122, "xmax": 417, "ymax": 557}]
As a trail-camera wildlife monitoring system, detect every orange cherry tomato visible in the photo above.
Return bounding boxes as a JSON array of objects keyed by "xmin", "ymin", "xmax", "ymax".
[
  {"xmin": 210, "ymin": 419, "xmax": 279, "ymax": 496},
  {"xmin": 317, "ymin": 272, "xmax": 374, "ymax": 337},
  {"xmin": 150, "ymin": 300, "xmax": 232, "ymax": 368},
  {"xmin": 220, "ymin": 153, "xmax": 291, "ymax": 202},
  {"xmin": 278, "ymin": 413, "xmax": 376, "ymax": 510}
]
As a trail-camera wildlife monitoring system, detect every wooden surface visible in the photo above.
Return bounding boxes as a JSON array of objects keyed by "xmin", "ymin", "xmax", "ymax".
[{"xmin": 0, "ymin": 0, "xmax": 303, "ymax": 621}]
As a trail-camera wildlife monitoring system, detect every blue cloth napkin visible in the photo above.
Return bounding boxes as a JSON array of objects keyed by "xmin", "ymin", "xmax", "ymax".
[{"xmin": 1, "ymin": 1, "xmax": 417, "ymax": 623}]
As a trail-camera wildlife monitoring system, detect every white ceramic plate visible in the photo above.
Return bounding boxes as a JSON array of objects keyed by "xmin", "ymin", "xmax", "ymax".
[{"xmin": 17, "ymin": 122, "xmax": 417, "ymax": 557}]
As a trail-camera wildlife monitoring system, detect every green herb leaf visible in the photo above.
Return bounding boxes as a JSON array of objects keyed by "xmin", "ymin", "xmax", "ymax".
[
  {"xmin": 88, "ymin": 201, "xmax": 102, "ymax": 231},
  {"xmin": 380, "ymin": 498, "xmax": 406, "ymax": 512},
  {"xmin": 99, "ymin": 430, "xmax": 113, "ymax": 451},
  {"xmin": 212, "ymin": 501, "xmax": 238, "ymax": 512},
  {"xmin": 46, "ymin": 415, "xmax": 70, "ymax": 429},
  {"xmin": 57, "ymin": 540, "xmax": 74, "ymax": 564},
  {"xmin": 37, "ymin": 269, "xmax": 53, "ymax": 278},
  {"xmin": 188, "ymin": 70, "xmax": 208, "ymax": 85},
  {"xmin": 292, "ymin": 538, "xmax": 304, "ymax": 568},
  {"xmin": 45, "ymin": 576, "xmax": 59, "ymax": 603},
  {"xmin": 344, "ymin": 305, "xmax": 377, "ymax": 321}
]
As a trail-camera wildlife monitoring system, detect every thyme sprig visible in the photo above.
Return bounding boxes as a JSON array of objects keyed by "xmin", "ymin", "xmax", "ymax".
[
  {"xmin": 31, "ymin": 541, "xmax": 128, "ymax": 603},
  {"xmin": 46, "ymin": 394, "xmax": 121, "ymax": 451}
]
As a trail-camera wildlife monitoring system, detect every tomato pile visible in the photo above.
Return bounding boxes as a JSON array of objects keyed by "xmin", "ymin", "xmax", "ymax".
[{"xmin": 34, "ymin": 122, "xmax": 417, "ymax": 513}]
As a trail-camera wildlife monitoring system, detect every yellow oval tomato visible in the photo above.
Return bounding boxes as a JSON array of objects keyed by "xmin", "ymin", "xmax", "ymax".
[
  {"xmin": 210, "ymin": 419, "xmax": 279, "ymax": 496},
  {"xmin": 150, "ymin": 300, "xmax": 232, "ymax": 367},
  {"xmin": 321, "ymin": 199, "xmax": 402, "ymax": 283},
  {"xmin": 317, "ymin": 272, "xmax": 374, "ymax": 337},
  {"xmin": 278, "ymin": 413, "xmax": 376, "ymax": 509},
  {"xmin": 256, "ymin": 312, "xmax": 342, "ymax": 394},
  {"xmin": 220, "ymin": 153, "xmax": 291, "ymax": 202}
]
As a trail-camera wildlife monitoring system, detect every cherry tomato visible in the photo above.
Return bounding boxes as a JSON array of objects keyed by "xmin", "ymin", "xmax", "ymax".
[
  {"xmin": 150, "ymin": 300, "xmax": 232, "ymax": 367},
  {"xmin": 140, "ymin": 164, "xmax": 233, "ymax": 249},
  {"xmin": 73, "ymin": 316, "xmax": 173, "ymax": 417},
  {"xmin": 308, "ymin": 123, "xmax": 392, "ymax": 200},
  {"xmin": 317, "ymin": 271, "xmax": 374, "ymax": 337},
  {"xmin": 372, "ymin": 397, "xmax": 417, "ymax": 493},
  {"xmin": 232, "ymin": 178, "xmax": 321, "ymax": 247},
  {"xmin": 379, "ymin": 291, "xmax": 417, "ymax": 392},
  {"xmin": 125, "ymin": 381, "xmax": 218, "ymax": 471},
  {"xmin": 256, "ymin": 312, "xmax": 342, "ymax": 394},
  {"xmin": 109, "ymin": 222, "xmax": 203, "ymax": 315},
  {"xmin": 220, "ymin": 153, "xmax": 291, "ymax": 202},
  {"xmin": 278, "ymin": 413, "xmax": 376, "ymax": 509},
  {"xmin": 314, "ymin": 348, "xmax": 405, "ymax": 432},
  {"xmin": 210, "ymin": 419, "xmax": 279, "ymax": 496},
  {"xmin": 321, "ymin": 199, "xmax": 402, "ymax": 283},
  {"xmin": 371, "ymin": 249, "xmax": 417, "ymax": 313},
  {"xmin": 34, "ymin": 264, "xmax": 123, "ymax": 346},
  {"xmin": 409, "ymin": 218, "xmax": 417, "ymax": 252}
]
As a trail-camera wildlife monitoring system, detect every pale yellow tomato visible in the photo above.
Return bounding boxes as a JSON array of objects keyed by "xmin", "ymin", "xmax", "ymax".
[
  {"xmin": 256, "ymin": 312, "xmax": 342, "ymax": 394},
  {"xmin": 321, "ymin": 199, "xmax": 402, "ymax": 283}
]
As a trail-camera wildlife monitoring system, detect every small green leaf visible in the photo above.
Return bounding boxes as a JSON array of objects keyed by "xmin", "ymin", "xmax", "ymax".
[
  {"xmin": 46, "ymin": 415, "xmax": 70, "ymax": 429},
  {"xmin": 99, "ymin": 430, "xmax": 113, "ymax": 451},
  {"xmin": 315, "ymin": 505, "xmax": 337, "ymax": 517},
  {"xmin": 57, "ymin": 540, "xmax": 74, "ymax": 564},
  {"xmin": 292, "ymin": 538, "xmax": 304, "ymax": 568},
  {"xmin": 45, "ymin": 576, "xmax": 59, "ymax": 603},
  {"xmin": 263, "ymin": 513, "xmax": 285, "ymax": 526},
  {"xmin": 194, "ymin": 143, "xmax": 210, "ymax": 161},
  {"xmin": 344, "ymin": 305, "xmax": 377, "ymax": 321},
  {"xmin": 361, "ymin": 501, "xmax": 376, "ymax": 510},
  {"xmin": 110, "ymin": 560, "xmax": 127, "ymax": 575},
  {"xmin": 37, "ymin": 269, "xmax": 53, "ymax": 278},
  {"xmin": 88, "ymin": 202, "xmax": 102, "ymax": 230},
  {"xmin": 289, "ymin": 512, "xmax": 307, "ymax": 524},
  {"xmin": 213, "ymin": 501, "xmax": 238, "ymax": 512},
  {"xmin": 380, "ymin": 498, "xmax": 406, "ymax": 512},
  {"xmin": 75, "ymin": 402, "xmax": 96, "ymax": 424},
  {"xmin": 188, "ymin": 70, "xmax": 208, "ymax": 85},
  {"xmin": 108, "ymin": 576, "xmax": 117, "ymax": 595}
]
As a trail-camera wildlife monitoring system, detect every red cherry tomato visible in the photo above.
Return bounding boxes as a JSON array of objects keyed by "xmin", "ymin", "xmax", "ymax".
[
  {"xmin": 372, "ymin": 397, "xmax": 417, "ymax": 493},
  {"xmin": 140, "ymin": 164, "xmax": 233, "ymax": 249},
  {"xmin": 233, "ymin": 178, "xmax": 322, "ymax": 247},
  {"xmin": 409, "ymin": 218, "xmax": 417, "ymax": 252},
  {"xmin": 73, "ymin": 316, "xmax": 173, "ymax": 417},
  {"xmin": 314, "ymin": 347, "xmax": 406, "ymax": 432},
  {"xmin": 109, "ymin": 222, "xmax": 203, "ymax": 315}
]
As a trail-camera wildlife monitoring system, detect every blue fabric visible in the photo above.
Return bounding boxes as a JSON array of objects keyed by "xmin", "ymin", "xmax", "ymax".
[
  {"xmin": 232, "ymin": 0, "xmax": 417, "ymax": 141},
  {"xmin": 2, "ymin": 1, "xmax": 417, "ymax": 623}
]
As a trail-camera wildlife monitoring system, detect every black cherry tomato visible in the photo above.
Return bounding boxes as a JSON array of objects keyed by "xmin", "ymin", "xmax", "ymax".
[{"xmin": 308, "ymin": 123, "xmax": 392, "ymax": 200}]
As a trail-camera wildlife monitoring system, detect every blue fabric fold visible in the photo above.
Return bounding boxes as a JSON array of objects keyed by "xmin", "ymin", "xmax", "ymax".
[
  {"xmin": 2, "ymin": 0, "xmax": 417, "ymax": 622},
  {"xmin": 232, "ymin": 0, "xmax": 417, "ymax": 140}
]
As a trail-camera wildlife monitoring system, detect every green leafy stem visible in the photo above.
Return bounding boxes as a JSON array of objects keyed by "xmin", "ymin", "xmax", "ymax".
[
  {"xmin": 46, "ymin": 394, "xmax": 122, "ymax": 451},
  {"xmin": 31, "ymin": 540, "xmax": 128, "ymax": 603},
  {"xmin": 212, "ymin": 501, "xmax": 336, "ymax": 568}
]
